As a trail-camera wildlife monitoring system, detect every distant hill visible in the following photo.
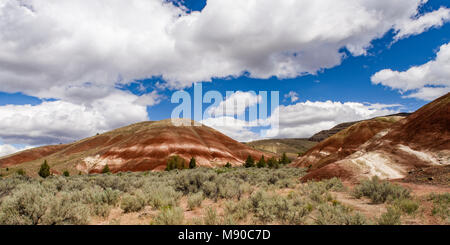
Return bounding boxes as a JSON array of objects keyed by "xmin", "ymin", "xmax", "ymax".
[
  {"xmin": 0, "ymin": 119, "xmax": 269, "ymax": 176},
  {"xmin": 308, "ymin": 113, "xmax": 412, "ymax": 142},
  {"xmin": 245, "ymin": 138, "xmax": 317, "ymax": 160}
]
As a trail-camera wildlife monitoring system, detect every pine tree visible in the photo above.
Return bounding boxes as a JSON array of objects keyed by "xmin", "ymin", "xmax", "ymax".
[
  {"xmin": 102, "ymin": 164, "xmax": 110, "ymax": 174},
  {"xmin": 189, "ymin": 157, "xmax": 197, "ymax": 169},
  {"xmin": 224, "ymin": 162, "xmax": 232, "ymax": 168},
  {"xmin": 63, "ymin": 170, "xmax": 70, "ymax": 177},
  {"xmin": 279, "ymin": 153, "xmax": 291, "ymax": 165},
  {"xmin": 244, "ymin": 155, "xmax": 255, "ymax": 168},
  {"xmin": 38, "ymin": 160, "xmax": 51, "ymax": 178},
  {"xmin": 257, "ymin": 155, "xmax": 266, "ymax": 168}
]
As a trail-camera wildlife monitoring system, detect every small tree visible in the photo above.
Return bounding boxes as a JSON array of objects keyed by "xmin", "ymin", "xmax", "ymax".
[
  {"xmin": 17, "ymin": 169, "xmax": 26, "ymax": 176},
  {"xmin": 63, "ymin": 170, "xmax": 70, "ymax": 177},
  {"xmin": 38, "ymin": 160, "xmax": 51, "ymax": 178},
  {"xmin": 279, "ymin": 153, "xmax": 291, "ymax": 165},
  {"xmin": 257, "ymin": 155, "xmax": 266, "ymax": 168},
  {"xmin": 244, "ymin": 155, "xmax": 255, "ymax": 168},
  {"xmin": 224, "ymin": 162, "xmax": 232, "ymax": 168},
  {"xmin": 267, "ymin": 157, "xmax": 279, "ymax": 169},
  {"xmin": 166, "ymin": 155, "xmax": 186, "ymax": 171},
  {"xmin": 189, "ymin": 157, "xmax": 197, "ymax": 169},
  {"xmin": 102, "ymin": 164, "xmax": 110, "ymax": 174}
]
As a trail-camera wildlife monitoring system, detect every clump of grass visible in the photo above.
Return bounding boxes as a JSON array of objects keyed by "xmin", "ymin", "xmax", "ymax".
[
  {"xmin": 203, "ymin": 207, "xmax": 218, "ymax": 225},
  {"xmin": 352, "ymin": 176, "xmax": 410, "ymax": 204},
  {"xmin": 392, "ymin": 198, "xmax": 419, "ymax": 215},
  {"xmin": 377, "ymin": 207, "xmax": 402, "ymax": 225},
  {"xmin": 187, "ymin": 192, "xmax": 204, "ymax": 210},
  {"xmin": 428, "ymin": 193, "xmax": 450, "ymax": 221},
  {"xmin": 152, "ymin": 207, "xmax": 184, "ymax": 225},
  {"xmin": 314, "ymin": 203, "xmax": 367, "ymax": 225}
]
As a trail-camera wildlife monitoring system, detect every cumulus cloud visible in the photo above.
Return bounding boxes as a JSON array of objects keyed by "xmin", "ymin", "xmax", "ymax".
[
  {"xmin": 203, "ymin": 100, "xmax": 401, "ymax": 141},
  {"xmin": 371, "ymin": 42, "xmax": 450, "ymax": 100},
  {"xmin": 207, "ymin": 91, "xmax": 261, "ymax": 117},
  {"xmin": 394, "ymin": 7, "xmax": 450, "ymax": 40},
  {"xmin": 264, "ymin": 101, "xmax": 401, "ymax": 138},
  {"xmin": 0, "ymin": 0, "xmax": 444, "ymax": 95},
  {"xmin": 284, "ymin": 91, "xmax": 299, "ymax": 103},
  {"xmin": 0, "ymin": 144, "xmax": 31, "ymax": 157},
  {"xmin": 0, "ymin": 91, "xmax": 149, "ymax": 145}
]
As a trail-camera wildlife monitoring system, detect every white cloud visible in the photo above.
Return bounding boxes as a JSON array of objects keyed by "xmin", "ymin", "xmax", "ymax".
[
  {"xmin": 0, "ymin": 144, "xmax": 32, "ymax": 157},
  {"xmin": 394, "ymin": 7, "xmax": 450, "ymax": 40},
  {"xmin": 0, "ymin": 0, "xmax": 442, "ymax": 95},
  {"xmin": 285, "ymin": 91, "xmax": 299, "ymax": 103},
  {"xmin": 207, "ymin": 91, "xmax": 261, "ymax": 117},
  {"xmin": 203, "ymin": 100, "xmax": 401, "ymax": 141},
  {"xmin": 371, "ymin": 42, "xmax": 450, "ymax": 100},
  {"xmin": 264, "ymin": 101, "xmax": 401, "ymax": 138},
  {"xmin": 201, "ymin": 116, "xmax": 260, "ymax": 142},
  {"xmin": 0, "ymin": 91, "xmax": 149, "ymax": 145}
]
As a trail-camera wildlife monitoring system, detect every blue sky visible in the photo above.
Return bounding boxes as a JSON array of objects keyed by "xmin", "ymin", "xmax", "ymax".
[{"xmin": 0, "ymin": 0, "xmax": 449, "ymax": 155}]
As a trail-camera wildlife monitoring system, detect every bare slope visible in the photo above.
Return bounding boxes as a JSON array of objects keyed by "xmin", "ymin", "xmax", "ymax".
[{"xmin": 245, "ymin": 138, "xmax": 317, "ymax": 160}]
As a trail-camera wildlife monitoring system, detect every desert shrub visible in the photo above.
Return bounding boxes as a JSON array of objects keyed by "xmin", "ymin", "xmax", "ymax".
[
  {"xmin": 152, "ymin": 207, "xmax": 184, "ymax": 225},
  {"xmin": 352, "ymin": 176, "xmax": 410, "ymax": 204},
  {"xmin": 120, "ymin": 191, "xmax": 146, "ymax": 213},
  {"xmin": 224, "ymin": 200, "xmax": 251, "ymax": 221},
  {"xmin": 143, "ymin": 185, "xmax": 181, "ymax": 209},
  {"xmin": 428, "ymin": 193, "xmax": 450, "ymax": 220},
  {"xmin": 377, "ymin": 207, "xmax": 402, "ymax": 225},
  {"xmin": 203, "ymin": 207, "xmax": 219, "ymax": 225},
  {"xmin": 187, "ymin": 192, "xmax": 204, "ymax": 210},
  {"xmin": 38, "ymin": 160, "xmax": 51, "ymax": 178},
  {"xmin": 174, "ymin": 168, "xmax": 216, "ymax": 194},
  {"xmin": 41, "ymin": 193, "xmax": 90, "ymax": 225},
  {"xmin": 166, "ymin": 155, "xmax": 186, "ymax": 171},
  {"xmin": 323, "ymin": 177, "xmax": 345, "ymax": 192},
  {"xmin": 392, "ymin": 198, "xmax": 419, "ymax": 215},
  {"xmin": 91, "ymin": 203, "xmax": 111, "ymax": 218},
  {"xmin": 315, "ymin": 203, "xmax": 367, "ymax": 225},
  {"xmin": 0, "ymin": 184, "xmax": 49, "ymax": 225}
]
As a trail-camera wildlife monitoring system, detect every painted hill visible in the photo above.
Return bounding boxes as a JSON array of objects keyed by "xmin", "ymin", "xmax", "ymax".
[
  {"xmin": 308, "ymin": 113, "xmax": 411, "ymax": 142},
  {"xmin": 0, "ymin": 119, "xmax": 269, "ymax": 176},
  {"xmin": 245, "ymin": 138, "xmax": 317, "ymax": 160},
  {"xmin": 296, "ymin": 93, "xmax": 450, "ymax": 182}
]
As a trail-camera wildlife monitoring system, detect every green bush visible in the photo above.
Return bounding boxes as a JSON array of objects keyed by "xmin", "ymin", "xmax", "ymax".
[
  {"xmin": 166, "ymin": 155, "xmax": 187, "ymax": 171},
  {"xmin": 38, "ymin": 160, "xmax": 51, "ymax": 178},
  {"xmin": 152, "ymin": 207, "xmax": 184, "ymax": 225},
  {"xmin": 352, "ymin": 176, "xmax": 410, "ymax": 204},
  {"xmin": 377, "ymin": 207, "xmax": 402, "ymax": 225},
  {"xmin": 63, "ymin": 171, "xmax": 70, "ymax": 177},
  {"xmin": 16, "ymin": 169, "xmax": 26, "ymax": 176},
  {"xmin": 267, "ymin": 157, "xmax": 279, "ymax": 169},
  {"xmin": 224, "ymin": 162, "xmax": 232, "ymax": 168}
]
